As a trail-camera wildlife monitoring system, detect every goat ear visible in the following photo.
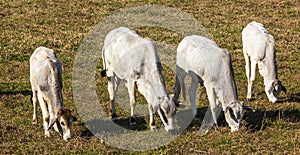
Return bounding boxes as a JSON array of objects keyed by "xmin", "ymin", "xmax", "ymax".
[
  {"xmin": 47, "ymin": 118, "xmax": 58, "ymax": 131},
  {"xmin": 242, "ymin": 102, "xmax": 253, "ymax": 111},
  {"xmin": 225, "ymin": 105, "xmax": 231, "ymax": 113},
  {"xmin": 268, "ymin": 84, "xmax": 275, "ymax": 94},
  {"xmin": 280, "ymin": 83, "xmax": 287, "ymax": 94},
  {"xmin": 57, "ymin": 109, "xmax": 64, "ymax": 117},
  {"xmin": 168, "ymin": 94, "xmax": 180, "ymax": 107},
  {"xmin": 273, "ymin": 80, "xmax": 278, "ymax": 86},
  {"xmin": 100, "ymin": 70, "xmax": 107, "ymax": 77},
  {"xmin": 64, "ymin": 108, "xmax": 71, "ymax": 115},
  {"xmin": 72, "ymin": 115, "xmax": 77, "ymax": 122},
  {"xmin": 161, "ymin": 101, "xmax": 169, "ymax": 113}
]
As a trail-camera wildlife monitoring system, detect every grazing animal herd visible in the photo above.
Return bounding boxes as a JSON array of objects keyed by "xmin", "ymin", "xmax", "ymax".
[{"xmin": 30, "ymin": 21, "xmax": 286, "ymax": 140}]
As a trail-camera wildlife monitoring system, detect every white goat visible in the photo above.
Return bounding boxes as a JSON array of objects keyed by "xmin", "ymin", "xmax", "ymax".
[
  {"xmin": 101, "ymin": 27, "xmax": 176, "ymax": 132},
  {"xmin": 174, "ymin": 35, "xmax": 251, "ymax": 132},
  {"xmin": 30, "ymin": 46, "xmax": 76, "ymax": 141},
  {"xmin": 242, "ymin": 21, "xmax": 286, "ymax": 103}
]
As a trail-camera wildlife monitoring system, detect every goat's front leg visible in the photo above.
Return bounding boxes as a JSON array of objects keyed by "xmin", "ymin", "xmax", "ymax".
[
  {"xmin": 174, "ymin": 66, "xmax": 187, "ymax": 102},
  {"xmin": 32, "ymin": 89, "xmax": 38, "ymax": 125},
  {"xmin": 127, "ymin": 80, "xmax": 137, "ymax": 127},
  {"xmin": 37, "ymin": 92, "xmax": 50, "ymax": 138},
  {"xmin": 48, "ymin": 108, "xmax": 61, "ymax": 136},
  {"xmin": 188, "ymin": 74, "xmax": 199, "ymax": 120},
  {"xmin": 157, "ymin": 108, "xmax": 172, "ymax": 132},
  {"xmin": 205, "ymin": 86, "xmax": 219, "ymax": 127},
  {"xmin": 148, "ymin": 103, "xmax": 156, "ymax": 131}
]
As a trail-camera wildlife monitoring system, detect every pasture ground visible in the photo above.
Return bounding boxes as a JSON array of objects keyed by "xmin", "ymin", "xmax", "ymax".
[{"xmin": 1, "ymin": 0, "xmax": 299, "ymax": 154}]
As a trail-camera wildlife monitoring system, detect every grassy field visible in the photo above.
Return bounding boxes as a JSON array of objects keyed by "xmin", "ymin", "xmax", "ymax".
[{"xmin": 1, "ymin": 0, "xmax": 299, "ymax": 154}]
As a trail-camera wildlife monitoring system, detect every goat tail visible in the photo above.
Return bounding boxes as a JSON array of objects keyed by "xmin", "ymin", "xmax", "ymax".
[{"xmin": 101, "ymin": 48, "xmax": 107, "ymax": 77}]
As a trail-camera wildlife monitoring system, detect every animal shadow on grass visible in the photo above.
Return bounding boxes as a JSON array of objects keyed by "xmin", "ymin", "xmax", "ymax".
[
  {"xmin": 242, "ymin": 92, "xmax": 300, "ymax": 132},
  {"xmin": 187, "ymin": 104, "xmax": 300, "ymax": 133},
  {"xmin": 183, "ymin": 106, "xmax": 239, "ymax": 130},
  {"xmin": 113, "ymin": 116, "xmax": 148, "ymax": 131},
  {"xmin": 243, "ymin": 108, "xmax": 300, "ymax": 132},
  {"xmin": 79, "ymin": 119, "xmax": 127, "ymax": 139},
  {"xmin": 0, "ymin": 90, "xmax": 32, "ymax": 96},
  {"xmin": 279, "ymin": 92, "xmax": 300, "ymax": 103},
  {"xmin": 79, "ymin": 101, "xmax": 300, "ymax": 139},
  {"xmin": 79, "ymin": 116, "xmax": 149, "ymax": 139},
  {"xmin": 249, "ymin": 92, "xmax": 300, "ymax": 103},
  {"xmin": 80, "ymin": 127, "xmax": 94, "ymax": 139},
  {"xmin": 79, "ymin": 107, "xmax": 199, "ymax": 138},
  {"xmin": 182, "ymin": 107, "xmax": 209, "ymax": 130}
]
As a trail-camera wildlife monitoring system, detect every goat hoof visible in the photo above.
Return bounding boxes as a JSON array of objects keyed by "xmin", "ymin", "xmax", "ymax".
[
  {"xmin": 193, "ymin": 117, "xmax": 200, "ymax": 121},
  {"xmin": 130, "ymin": 125, "xmax": 136, "ymax": 130},
  {"xmin": 129, "ymin": 116, "xmax": 137, "ymax": 129},
  {"xmin": 150, "ymin": 126, "xmax": 157, "ymax": 131},
  {"xmin": 111, "ymin": 113, "xmax": 118, "ymax": 122},
  {"xmin": 44, "ymin": 132, "xmax": 50, "ymax": 138},
  {"xmin": 130, "ymin": 123, "xmax": 137, "ymax": 130},
  {"xmin": 193, "ymin": 114, "xmax": 200, "ymax": 120},
  {"xmin": 130, "ymin": 116, "xmax": 137, "ymax": 124}
]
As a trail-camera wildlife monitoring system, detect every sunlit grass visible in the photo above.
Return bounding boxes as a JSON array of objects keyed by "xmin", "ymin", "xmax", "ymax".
[{"xmin": 0, "ymin": 0, "xmax": 299, "ymax": 154}]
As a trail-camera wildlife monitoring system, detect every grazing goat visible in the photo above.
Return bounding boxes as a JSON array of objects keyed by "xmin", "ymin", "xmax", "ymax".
[
  {"xmin": 101, "ymin": 27, "xmax": 176, "ymax": 131},
  {"xmin": 174, "ymin": 35, "xmax": 251, "ymax": 132},
  {"xmin": 242, "ymin": 21, "xmax": 286, "ymax": 103},
  {"xmin": 30, "ymin": 46, "xmax": 76, "ymax": 141}
]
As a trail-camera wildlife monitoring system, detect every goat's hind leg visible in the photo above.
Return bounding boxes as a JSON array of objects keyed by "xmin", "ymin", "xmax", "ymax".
[
  {"xmin": 243, "ymin": 50, "xmax": 253, "ymax": 101},
  {"xmin": 248, "ymin": 58, "xmax": 257, "ymax": 100},
  {"xmin": 205, "ymin": 86, "xmax": 219, "ymax": 127},
  {"xmin": 148, "ymin": 104, "xmax": 157, "ymax": 131}
]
